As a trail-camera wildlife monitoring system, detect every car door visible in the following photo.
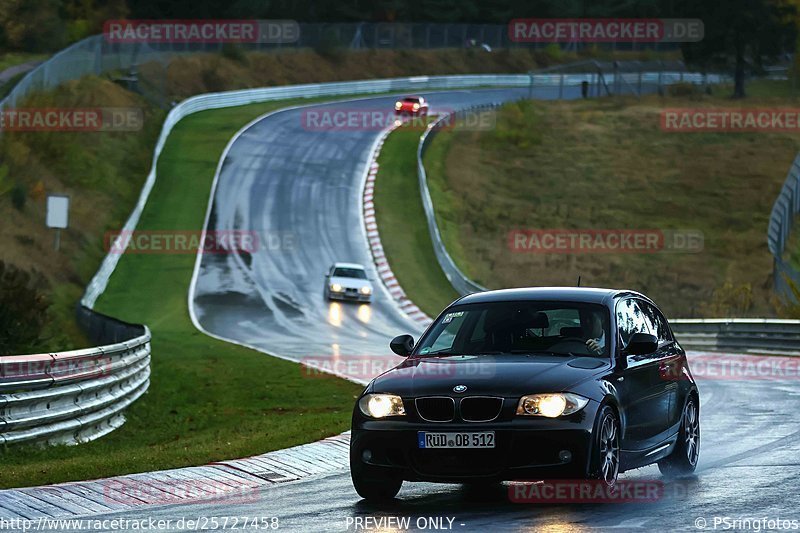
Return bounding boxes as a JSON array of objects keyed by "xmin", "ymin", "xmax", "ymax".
[
  {"xmin": 614, "ymin": 298, "xmax": 670, "ymax": 449},
  {"xmin": 639, "ymin": 300, "xmax": 684, "ymax": 430}
]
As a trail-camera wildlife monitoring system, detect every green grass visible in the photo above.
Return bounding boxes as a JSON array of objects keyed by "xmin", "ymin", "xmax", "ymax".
[
  {"xmin": 0, "ymin": 71, "xmax": 26, "ymax": 98},
  {"xmin": 422, "ymin": 126, "xmax": 484, "ymax": 288},
  {"xmin": 372, "ymin": 123, "xmax": 461, "ymax": 317},
  {"xmin": 788, "ymin": 225, "xmax": 800, "ymax": 271},
  {"xmin": 420, "ymin": 94, "xmax": 800, "ymax": 319},
  {"xmin": 0, "ymin": 98, "xmax": 364, "ymax": 489},
  {"xmin": 0, "ymin": 52, "xmax": 45, "ymax": 74}
]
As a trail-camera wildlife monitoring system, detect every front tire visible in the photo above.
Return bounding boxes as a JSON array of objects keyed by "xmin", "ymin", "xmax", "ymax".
[
  {"xmin": 588, "ymin": 406, "xmax": 620, "ymax": 487},
  {"xmin": 658, "ymin": 397, "xmax": 700, "ymax": 477},
  {"xmin": 350, "ymin": 451, "xmax": 402, "ymax": 501}
]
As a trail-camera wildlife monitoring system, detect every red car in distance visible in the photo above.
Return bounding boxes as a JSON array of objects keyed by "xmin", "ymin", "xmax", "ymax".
[{"xmin": 394, "ymin": 96, "xmax": 429, "ymax": 116}]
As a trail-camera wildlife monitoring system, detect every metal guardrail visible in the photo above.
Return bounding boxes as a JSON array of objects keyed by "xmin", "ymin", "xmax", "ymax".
[
  {"xmin": 0, "ymin": 307, "xmax": 151, "ymax": 446},
  {"xmin": 85, "ymin": 67, "xmax": 709, "ymax": 307},
  {"xmin": 671, "ymin": 319, "xmax": 800, "ymax": 356},
  {"xmin": 0, "ymin": 64, "xmax": 704, "ymax": 449},
  {"xmin": 0, "ymin": 25, "xmax": 684, "ymax": 111},
  {"xmin": 414, "ymin": 65, "xmax": 719, "ymax": 297},
  {"xmin": 415, "ymin": 95, "xmax": 800, "ymax": 356},
  {"xmin": 417, "ymin": 108, "xmax": 494, "ymax": 296},
  {"xmin": 768, "ymin": 153, "xmax": 800, "ymax": 302}
]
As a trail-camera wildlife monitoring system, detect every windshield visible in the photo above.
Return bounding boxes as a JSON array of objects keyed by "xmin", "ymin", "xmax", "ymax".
[
  {"xmin": 415, "ymin": 301, "xmax": 610, "ymax": 357},
  {"xmin": 333, "ymin": 267, "xmax": 367, "ymax": 279}
]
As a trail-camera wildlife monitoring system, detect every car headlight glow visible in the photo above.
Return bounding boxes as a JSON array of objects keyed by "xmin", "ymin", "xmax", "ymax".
[
  {"xmin": 516, "ymin": 393, "xmax": 589, "ymax": 418},
  {"xmin": 395, "ymin": 101, "xmax": 402, "ymax": 109},
  {"xmin": 330, "ymin": 283, "xmax": 343, "ymax": 292},
  {"xmin": 412, "ymin": 103, "xmax": 420, "ymax": 110},
  {"xmin": 359, "ymin": 286, "xmax": 372, "ymax": 295},
  {"xmin": 359, "ymin": 394, "xmax": 405, "ymax": 418}
]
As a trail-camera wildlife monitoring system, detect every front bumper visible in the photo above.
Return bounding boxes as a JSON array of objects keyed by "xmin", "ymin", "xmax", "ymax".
[
  {"xmin": 328, "ymin": 290, "xmax": 371, "ymax": 302},
  {"xmin": 394, "ymin": 108, "xmax": 427, "ymax": 116},
  {"xmin": 351, "ymin": 403, "xmax": 599, "ymax": 483}
]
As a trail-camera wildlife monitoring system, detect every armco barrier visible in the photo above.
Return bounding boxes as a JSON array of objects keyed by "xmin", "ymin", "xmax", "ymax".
[
  {"xmin": 1, "ymin": 66, "xmax": 703, "ymax": 449},
  {"xmin": 0, "ymin": 66, "xmax": 727, "ymax": 447},
  {"xmin": 671, "ymin": 319, "xmax": 800, "ymax": 356},
  {"xmin": 413, "ymin": 67, "xmax": 723, "ymax": 297},
  {"xmin": 415, "ymin": 108, "xmax": 800, "ymax": 357},
  {"xmin": 85, "ymin": 66, "xmax": 713, "ymax": 308},
  {"xmin": 0, "ymin": 307, "xmax": 150, "ymax": 446},
  {"xmin": 417, "ymin": 107, "xmax": 493, "ymax": 296},
  {"xmin": 768, "ymin": 153, "xmax": 800, "ymax": 302}
]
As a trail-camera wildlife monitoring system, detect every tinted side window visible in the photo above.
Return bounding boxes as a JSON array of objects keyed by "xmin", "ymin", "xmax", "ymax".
[
  {"xmin": 616, "ymin": 298, "xmax": 650, "ymax": 347},
  {"xmin": 639, "ymin": 301, "xmax": 673, "ymax": 343}
]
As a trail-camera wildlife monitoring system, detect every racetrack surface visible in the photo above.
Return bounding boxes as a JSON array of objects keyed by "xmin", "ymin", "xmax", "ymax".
[
  {"xmin": 0, "ymin": 87, "xmax": 797, "ymax": 532},
  {"xmin": 178, "ymin": 87, "xmax": 800, "ymax": 530},
  {"xmin": 189, "ymin": 87, "xmax": 556, "ymax": 377},
  {"xmin": 34, "ymin": 372, "xmax": 800, "ymax": 531}
]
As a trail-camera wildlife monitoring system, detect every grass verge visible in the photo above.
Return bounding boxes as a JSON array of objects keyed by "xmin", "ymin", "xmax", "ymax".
[
  {"xmin": 372, "ymin": 123, "xmax": 461, "ymax": 318},
  {"xmin": 421, "ymin": 83, "xmax": 800, "ymax": 319},
  {"xmin": 0, "ymin": 98, "xmax": 365, "ymax": 489}
]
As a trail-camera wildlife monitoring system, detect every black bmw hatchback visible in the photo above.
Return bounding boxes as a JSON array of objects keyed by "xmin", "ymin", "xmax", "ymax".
[{"xmin": 350, "ymin": 287, "xmax": 700, "ymax": 501}]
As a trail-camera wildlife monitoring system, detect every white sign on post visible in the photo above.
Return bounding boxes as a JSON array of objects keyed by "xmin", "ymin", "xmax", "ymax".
[
  {"xmin": 46, "ymin": 195, "xmax": 70, "ymax": 229},
  {"xmin": 46, "ymin": 195, "xmax": 70, "ymax": 251}
]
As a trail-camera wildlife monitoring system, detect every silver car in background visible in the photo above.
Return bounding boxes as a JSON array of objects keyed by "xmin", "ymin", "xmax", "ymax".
[{"xmin": 325, "ymin": 263, "xmax": 374, "ymax": 302}]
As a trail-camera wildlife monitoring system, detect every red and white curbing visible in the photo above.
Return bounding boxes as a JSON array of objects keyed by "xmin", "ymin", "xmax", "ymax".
[
  {"xmin": 0, "ymin": 432, "xmax": 352, "ymax": 520},
  {"xmin": 363, "ymin": 127, "xmax": 433, "ymax": 328}
]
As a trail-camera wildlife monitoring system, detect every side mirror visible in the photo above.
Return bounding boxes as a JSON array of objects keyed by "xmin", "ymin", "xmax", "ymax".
[
  {"xmin": 624, "ymin": 332, "xmax": 658, "ymax": 356},
  {"xmin": 390, "ymin": 334, "xmax": 415, "ymax": 356}
]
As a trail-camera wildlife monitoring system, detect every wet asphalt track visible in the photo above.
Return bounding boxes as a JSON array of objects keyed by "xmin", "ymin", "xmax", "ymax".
[
  {"xmin": 0, "ymin": 82, "xmax": 794, "ymax": 533},
  {"xmin": 190, "ymin": 87, "xmax": 559, "ymax": 367},
  {"xmin": 43, "ymin": 373, "xmax": 800, "ymax": 531},
  {"xmin": 181, "ymin": 87, "xmax": 800, "ymax": 530}
]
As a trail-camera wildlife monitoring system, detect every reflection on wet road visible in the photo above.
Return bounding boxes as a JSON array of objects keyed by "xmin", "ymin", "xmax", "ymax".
[
  {"xmin": 190, "ymin": 88, "xmax": 555, "ymax": 376},
  {"xmin": 51, "ymin": 373, "xmax": 800, "ymax": 531}
]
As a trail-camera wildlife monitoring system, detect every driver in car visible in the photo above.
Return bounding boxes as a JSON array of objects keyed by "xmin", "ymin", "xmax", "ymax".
[{"xmin": 584, "ymin": 312, "xmax": 606, "ymax": 355}]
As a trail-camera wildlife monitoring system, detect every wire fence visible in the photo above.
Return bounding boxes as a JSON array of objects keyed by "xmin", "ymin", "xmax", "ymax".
[{"xmin": 0, "ymin": 22, "xmax": 685, "ymax": 111}]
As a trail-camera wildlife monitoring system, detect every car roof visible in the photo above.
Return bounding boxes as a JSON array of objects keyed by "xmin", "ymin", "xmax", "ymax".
[
  {"xmin": 452, "ymin": 287, "xmax": 652, "ymax": 307},
  {"xmin": 403, "ymin": 95, "xmax": 422, "ymax": 100},
  {"xmin": 332, "ymin": 262, "xmax": 366, "ymax": 270}
]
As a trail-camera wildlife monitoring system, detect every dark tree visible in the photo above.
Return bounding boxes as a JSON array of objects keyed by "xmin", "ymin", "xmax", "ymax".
[
  {"xmin": 678, "ymin": 0, "xmax": 796, "ymax": 98},
  {"xmin": 0, "ymin": 261, "xmax": 50, "ymax": 355}
]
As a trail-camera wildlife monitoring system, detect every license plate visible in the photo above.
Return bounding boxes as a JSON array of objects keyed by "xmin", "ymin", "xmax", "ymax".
[{"xmin": 417, "ymin": 431, "xmax": 495, "ymax": 449}]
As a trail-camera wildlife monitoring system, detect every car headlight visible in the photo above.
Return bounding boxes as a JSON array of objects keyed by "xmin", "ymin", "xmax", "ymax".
[
  {"xmin": 412, "ymin": 103, "xmax": 420, "ymax": 110},
  {"xmin": 359, "ymin": 394, "xmax": 405, "ymax": 418},
  {"xmin": 516, "ymin": 393, "xmax": 589, "ymax": 418},
  {"xmin": 330, "ymin": 283, "xmax": 343, "ymax": 292},
  {"xmin": 395, "ymin": 101, "xmax": 402, "ymax": 109},
  {"xmin": 359, "ymin": 286, "xmax": 372, "ymax": 295}
]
